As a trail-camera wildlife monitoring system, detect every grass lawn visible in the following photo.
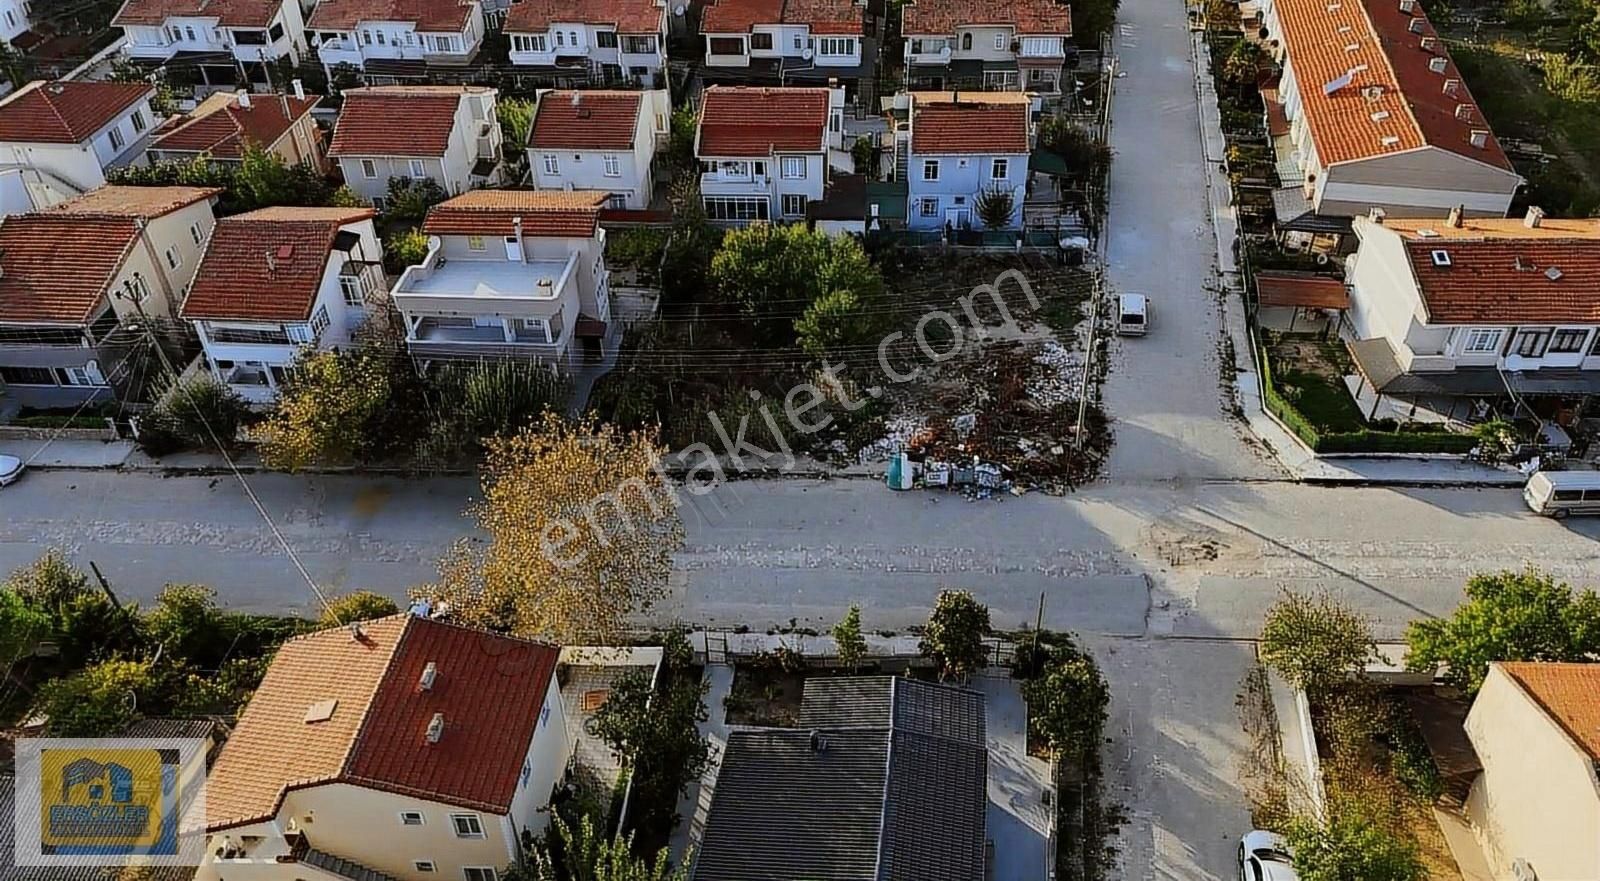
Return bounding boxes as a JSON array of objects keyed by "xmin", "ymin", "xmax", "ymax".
[{"xmin": 1268, "ymin": 337, "xmax": 1368, "ymax": 433}]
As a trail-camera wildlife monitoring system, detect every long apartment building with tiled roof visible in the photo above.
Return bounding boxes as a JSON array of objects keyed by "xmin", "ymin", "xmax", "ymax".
[
  {"xmin": 527, "ymin": 89, "xmax": 671, "ymax": 210},
  {"xmin": 327, "ymin": 86, "xmax": 504, "ymax": 206},
  {"xmin": 898, "ymin": 91, "xmax": 1032, "ymax": 231},
  {"xmin": 191, "ymin": 613, "xmax": 569, "ymax": 881},
  {"xmin": 900, "ymin": 0, "xmax": 1073, "ymax": 93},
  {"xmin": 0, "ymin": 81, "xmax": 163, "ymax": 208},
  {"xmin": 179, "ymin": 206, "xmax": 383, "ymax": 404},
  {"xmin": 113, "ymin": 0, "xmax": 310, "ymax": 85},
  {"xmin": 1343, "ymin": 206, "xmax": 1600, "ymax": 416},
  {"xmin": 502, "ymin": 0, "xmax": 669, "ymax": 88},
  {"xmin": 699, "ymin": 0, "xmax": 878, "ymax": 100},
  {"xmin": 1262, "ymin": 0, "xmax": 1522, "ymax": 223},
  {"xmin": 0, "ymin": 186, "xmax": 220, "ymax": 409},
  {"xmin": 307, "ymin": 0, "xmax": 488, "ymax": 80},
  {"xmin": 148, "ymin": 87, "xmax": 325, "ymax": 171},
  {"xmin": 694, "ymin": 85, "xmax": 846, "ymax": 224}
]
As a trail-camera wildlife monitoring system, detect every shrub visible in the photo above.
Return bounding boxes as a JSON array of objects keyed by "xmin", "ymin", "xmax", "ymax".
[
  {"xmin": 144, "ymin": 374, "xmax": 250, "ymax": 453},
  {"xmin": 1023, "ymin": 643, "xmax": 1109, "ymax": 758},
  {"xmin": 32, "ymin": 658, "xmax": 156, "ymax": 737},
  {"xmin": 144, "ymin": 583, "xmax": 228, "ymax": 665},
  {"xmin": 383, "ymin": 177, "xmax": 448, "ymax": 224},
  {"xmin": 832, "ymin": 605, "xmax": 867, "ymax": 672},
  {"xmin": 5, "ymin": 549, "xmax": 92, "ymax": 614},
  {"xmin": 385, "ymin": 227, "xmax": 431, "ymax": 274},
  {"xmin": 1259, "ymin": 589, "xmax": 1375, "ymax": 694},
  {"xmin": 318, "ymin": 590, "xmax": 400, "ymax": 627},
  {"xmin": 434, "ymin": 360, "xmax": 570, "ymax": 442},
  {"xmin": 975, "ymin": 186, "xmax": 1016, "ymax": 230},
  {"xmin": 1284, "ymin": 809, "xmax": 1422, "ymax": 881}
]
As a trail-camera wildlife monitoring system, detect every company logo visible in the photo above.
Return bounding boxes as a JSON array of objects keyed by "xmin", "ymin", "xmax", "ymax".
[{"xmin": 13, "ymin": 738, "xmax": 207, "ymax": 867}]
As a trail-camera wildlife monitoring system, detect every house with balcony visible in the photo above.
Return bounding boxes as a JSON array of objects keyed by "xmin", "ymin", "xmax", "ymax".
[
  {"xmin": 1343, "ymin": 207, "xmax": 1600, "ymax": 425},
  {"xmin": 328, "ymin": 86, "xmax": 504, "ymax": 207},
  {"xmin": 528, "ymin": 89, "xmax": 670, "ymax": 210},
  {"xmin": 503, "ymin": 0, "xmax": 669, "ymax": 88},
  {"xmin": 179, "ymin": 206, "xmax": 382, "ymax": 404},
  {"xmin": 1261, "ymin": 0, "xmax": 1522, "ymax": 239},
  {"xmin": 392, "ymin": 190, "xmax": 612, "ymax": 370},
  {"xmin": 0, "ymin": 186, "xmax": 219, "ymax": 409},
  {"xmin": 898, "ymin": 91, "xmax": 1030, "ymax": 231},
  {"xmin": 191, "ymin": 612, "xmax": 570, "ymax": 881},
  {"xmin": 307, "ymin": 0, "xmax": 486, "ymax": 82},
  {"xmin": 699, "ymin": 0, "xmax": 877, "ymax": 100},
  {"xmin": 113, "ymin": 0, "xmax": 310, "ymax": 87},
  {"xmin": 901, "ymin": 0, "xmax": 1072, "ymax": 92},
  {"xmin": 694, "ymin": 85, "xmax": 845, "ymax": 224},
  {"xmin": 0, "ymin": 81, "xmax": 162, "ymax": 208},
  {"xmin": 147, "ymin": 87, "xmax": 325, "ymax": 171}
]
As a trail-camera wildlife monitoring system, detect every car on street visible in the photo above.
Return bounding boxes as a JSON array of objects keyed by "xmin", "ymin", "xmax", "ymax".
[
  {"xmin": 0, "ymin": 454, "xmax": 23, "ymax": 486},
  {"xmin": 1524, "ymin": 469, "xmax": 1600, "ymax": 518},
  {"xmin": 1238, "ymin": 830, "xmax": 1298, "ymax": 881},
  {"xmin": 1117, "ymin": 293, "xmax": 1150, "ymax": 336}
]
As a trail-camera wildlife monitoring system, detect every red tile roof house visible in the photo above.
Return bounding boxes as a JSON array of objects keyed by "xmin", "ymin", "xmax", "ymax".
[
  {"xmin": 391, "ymin": 190, "xmax": 616, "ymax": 371},
  {"xmin": 699, "ymin": 0, "xmax": 878, "ymax": 100},
  {"xmin": 901, "ymin": 0, "xmax": 1073, "ymax": 93},
  {"xmin": 113, "ymin": 0, "xmax": 311, "ymax": 88},
  {"xmin": 1262, "ymin": 0, "xmax": 1523, "ymax": 226},
  {"xmin": 147, "ymin": 87, "xmax": 326, "ymax": 172},
  {"xmin": 694, "ymin": 85, "xmax": 846, "ymax": 224},
  {"xmin": 901, "ymin": 91, "xmax": 1032, "ymax": 232},
  {"xmin": 306, "ymin": 0, "xmax": 488, "ymax": 82},
  {"xmin": 0, "ymin": 80, "xmax": 163, "ymax": 208},
  {"xmin": 190, "ymin": 614, "xmax": 571, "ymax": 881},
  {"xmin": 0, "ymin": 186, "xmax": 220, "ymax": 410},
  {"xmin": 327, "ymin": 86, "xmax": 504, "ymax": 208},
  {"xmin": 1342, "ymin": 207, "xmax": 1600, "ymax": 424},
  {"xmin": 527, "ymin": 89, "xmax": 671, "ymax": 210},
  {"xmin": 503, "ymin": 0, "xmax": 669, "ymax": 89},
  {"xmin": 179, "ymin": 206, "xmax": 383, "ymax": 404}
]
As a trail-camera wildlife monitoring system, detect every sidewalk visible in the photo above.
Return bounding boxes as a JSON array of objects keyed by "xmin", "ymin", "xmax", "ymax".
[{"xmin": 0, "ymin": 437, "xmax": 135, "ymax": 469}]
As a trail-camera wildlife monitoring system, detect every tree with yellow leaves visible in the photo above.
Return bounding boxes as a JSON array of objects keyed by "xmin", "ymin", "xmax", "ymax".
[{"xmin": 416, "ymin": 413, "xmax": 684, "ymax": 644}]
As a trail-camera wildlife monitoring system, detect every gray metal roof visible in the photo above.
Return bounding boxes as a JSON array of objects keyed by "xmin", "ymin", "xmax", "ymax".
[{"xmin": 693, "ymin": 677, "xmax": 987, "ymax": 881}]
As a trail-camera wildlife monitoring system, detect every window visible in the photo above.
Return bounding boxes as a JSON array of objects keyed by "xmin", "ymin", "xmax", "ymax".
[
  {"xmin": 702, "ymin": 195, "xmax": 770, "ymax": 221},
  {"xmin": 750, "ymin": 32, "xmax": 772, "ymax": 50},
  {"xmin": 596, "ymin": 30, "xmax": 618, "ymax": 47},
  {"xmin": 780, "ymin": 156, "xmax": 805, "ymax": 179},
  {"xmin": 518, "ymin": 317, "xmax": 552, "ymax": 343},
  {"xmin": 285, "ymin": 324, "xmax": 313, "ymax": 344},
  {"xmin": 1460, "ymin": 328, "xmax": 1502, "ymax": 354},
  {"xmin": 792, "ymin": 34, "xmax": 803, "ymax": 50},
  {"xmin": 961, "ymin": 32, "xmax": 972, "ymax": 50},
  {"xmin": 542, "ymin": 154, "xmax": 559, "ymax": 175},
  {"xmin": 309, "ymin": 306, "xmax": 330, "ymax": 338},
  {"xmin": 399, "ymin": 812, "xmax": 424, "ymax": 826},
  {"xmin": 991, "ymin": 158, "xmax": 1008, "ymax": 179},
  {"xmin": 56, "ymin": 366, "xmax": 100, "ymax": 386},
  {"xmin": 360, "ymin": 159, "xmax": 378, "ymax": 179},
  {"xmin": 602, "ymin": 154, "xmax": 621, "ymax": 177},
  {"xmin": 993, "ymin": 32, "xmax": 1005, "ymax": 50},
  {"xmin": 467, "ymin": 234, "xmax": 486, "ymax": 251},
  {"xmin": 0, "ymin": 366, "xmax": 58, "ymax": 385},
  {"xmin": 512, "ymin": 33, "xmax": 548, "ymax": 52},
  {"xmin": 921, "ymin": 159, "xmax": 939, "ymax": 181},
  {"xmin": 554, "ymin": 30, "xmax": 564, "ymax": 46},
  {"xmin": 753, "ymin": 160, "xmax": 766, "ymax": 177},
  {"xmin": 1592, "ymin": 332, "xmax": 1600, "ymax": 356},
  {"xmin": 1513, "ymin": 328, "xmax": 1551, "ymax": 358},
  {"xmin": 919, "ymin": 197, "xmax": 939, "ymax": 217},
  {"xmin": 189, "ymin": 222, "xmax": 203, "ymax": 245},
  {"xmin": 622, "ymin": 35, "xmax": 655, "ymax": 54},
  {"xmin": 781, "ymin": 194, "xmax": 807, "ymax": 216},
  {"xmin": 817, "ymin": 37, "xmax": 854, "ymax": 56},
  {"xmin": 708, "ymin": 36, "xmax": 745, "ymax": 55},
  {"xmin": 269, "ymin": 21, "xmax": 283, "ymax": 40},
  {"xmin": 185, "ymin": 25, "xmax": 196, "ymax": 40},
  {"xmin": 361, "ymin": 29, "xmax": 371, "ymax": 43},
  {"xmin": 131, "ymin": 110, "xmax": 147, "ymax": 133},
  {"xmin": 340, "ymin": 274, "xmax": 366, "ymax": 306},
  {"xmin": 607, "ymin": 193, "xmax": 626, "ymax": 209},
  {"xmin": 414, "ymin": 863, "xmax": 436, "ymax": 873},
  {"xmin": 1550, "ymin": 328, "xmax": 1589, "ymax": 353},
  {"xmin": 409, "ymin": 159, "xmax": 427, "ymax": 178},
  {"xmin": 376, "ymin": 29, "xmax": 385, "ymax": 44},
  {"xmin": 108, "ymin": 125, "xmax": 125, "ymax": 151},
  {"xmin": 463, "ymin": 869, "xmax": 497, "ymax": 881},
  {"xmin": 164, "ymin": 245, "xmax": 181, "ymax": 270},
  {"xmin": 451, "ymin": 815, "xmax": 485, "ymax": 838}
]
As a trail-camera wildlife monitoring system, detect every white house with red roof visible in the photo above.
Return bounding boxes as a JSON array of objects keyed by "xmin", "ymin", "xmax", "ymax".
[
  {"xmin": 328, "ymin": 86, "xmax": 504, "ymax": 207},
  {"xmin": 192, "ymin": 613, "xmax": 570, "ymax": 881},
  {"xmin": 391, "ymin": 190, "xmax": 614, "ymax": 368},
  {"xmin": 694, "ymin": 85, "xmax": 845, "ymax": 224},
  {"xmin": 900, "ymin": 0, "xmax": 1073, "ymax": 92},
  {"xmin": 1262, "ymin": 0, "xmax": 1522, "ymax": 227},
  {"xmin": 528, "ymin": 89, "xmax": 669, "ymax": 210},
  {"xmin": 179, "ymin": 206, "xmax": 382, "ymax": 403},
  {"xmin": 0, "ymin": 186, "xmax": 219, "ymax": 409},
  {"xmin": 0, "ymin": 81, "xmax": 163, "ymax": 208},
  {"xmin": 114, "ymin": 0, "xmax": 309, "ymax": 86},
  {"xmin": 503, "ymin": 0, "xmax": 669, "ymax": 88},
  {"xmin": 148, "ymin": 87, "xmax": 325, "ymax": 172},
  {"xmin": 1343, "ymin": 207, "xmax": 1600, "ymax": 421},
  {"xmin": 308, "ymin": 0, "xmax": 487, "ymax": 81},
  {"xmin": 699, "ymin": 0, "xmax": 875, "ymax": 98},
  {"xmin": 900, "ymin": 91, "xmax": 1031, "ymax": 231}
]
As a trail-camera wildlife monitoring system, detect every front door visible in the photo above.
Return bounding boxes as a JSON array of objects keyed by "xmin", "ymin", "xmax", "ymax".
[{"xmin": 945, "ymin": 207, "xmax": 971, "ymax": 229}]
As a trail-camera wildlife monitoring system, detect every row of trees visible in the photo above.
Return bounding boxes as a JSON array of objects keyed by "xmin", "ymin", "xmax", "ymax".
[{"xmin": 107, "ymin": 146, "xmax": 363, "ymax": 217}]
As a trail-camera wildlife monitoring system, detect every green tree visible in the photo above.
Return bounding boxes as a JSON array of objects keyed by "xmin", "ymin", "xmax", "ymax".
[
  {"xmin": 5, "ymin": 550, "xmax": 92, "ymax": 615},
  {"xmin": 667, "ymin": 104, "xmax": 698, "ymax": 170},
  {"xmin": 233, "ymin": 144, "xmax": 331, "ymax": 212},
  {"xmin": 259, "ymin": 348, "xmax": 396, "ymax": 471},
  {"xmin": 169, "ymin": 656, "xmax": 271, "ymax": 717},
  {"xmin": 1022, "ymin": 644, "xmax": 1110, "ymax": 759},
  {"xmin": 975, "ymin": 186, "xmax": 1016, "ymax": 230},
  {"xmin": 498, "ymin": 97, "xmax": 535, "ymax": 158},
  {"xmin": 832, "ymin": 604, "xmax": 868, "ymax": 672},
  {"xmin": 1405, "ymin": 568, "xmax": 1600, "ymax": 693},
  {"xmin": 0, "ymin": 41, "xmax": 33, "ymax": 91},
  {"xmin": 795, "ymin": 288, "xmax": 877, "ymax": 361},
  {"xmin": 590, "ymin": 666, "xmax": 710, "ymax": 835},
  {"xmin": 1284, "ymin": 810, "xmax": 1423, "ymax": 881},
  {"xmin": 318, "ymin": 591, "xmax": 401, "ymax": 627},
  {"xmin": 851, "ymin": 136, "xmax": 878, "ymax": 179},
  {"xmin": 139, "ymin": 374, "xmax": 250, "ymax": 455},
  {"xmin": 661, "ymin": 180, "xmax": 722, "ymax": 303},
  {"xmin": 1259, "ymin": 589, "xmax": 1376, "ymax": 694},
  {"xmin": 709, "ymin": 222, "xmax": 883, "ymax": 344},
  {"xmin": 54, "ymin": 593, "xmax": 142, "ymax": 668},
  {"xmin": 31, "ymin": 659, "xmax": 155, "ymax": 737},
  {"xmin": 1072, "ymin": 0, "xmax": 1122, "ymax": 46},
  {"xmin": 0, "ymin": 589, "xmax": 51, "ymax": 665},
  {"xmin": 921, "ymin": 590, "xmax": 991, "ymax": 682},
  {"xmin": 384, "ymin": 177, "xmax": 449, "ymax": 224},
  {"xmin": 326, "ymin": 185, "xmax": 367, "ymax": 207},
  {"xmin": 144, "ymin": 584, "xmax": 228, "ymax": 665},
  {"xmin": 520, "ymin": 815, "xmax": 687, "ymax": 881},
  {"xmin": 386, "ymin": 227, "xmax": 431, "ymax": 274}
]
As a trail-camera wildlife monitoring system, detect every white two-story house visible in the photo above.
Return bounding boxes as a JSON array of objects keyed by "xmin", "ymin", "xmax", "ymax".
[
  {"xmin": 393, "ymin": 190, "xmax": 613, "ymax": 369},
  {"xmin": 193, "ymin": 613, "xmax": 570, "ymax": 881},
  {"xmin": 529, "ymin": 89, "xmax": 669, "ymax": 210},
  {"xmin": 328, "ymin": 86, "xmax": 504, "ymax": 207},
  {"xmin": 700, "ymin": 0, "xmax": 874, "ymax": 100},
  {"xmin": 900, "ymin": 91, "xmax": 1030, "ymax": 231},
  {"xmin": 0, "ymin": 186, "xmax": 219, "ymax": 409},
  {"xmin": 503, "ymin": 0, "xmax": 669, "ymax": 88},
  {"xmin": 179, "ymin": 206, "xmax": 382, "ymax": 404},
  {"xmin": 308, "ymin": 0, "xmax": 486, "ymax": 81},
  {"xmin": 901, "ymin": 0, "xmax": 1073, "ymax": 92},
  {"xmin": 0, "ymin": 81, "xmax": 162, "ymax": 208},
  {"xmin": 114, "ymin": 0, "xmax": 310, "ymax": 87},
  {"xmin": 1344, "ymin": 208, "xmax": 1600, "ymax": 423},
  {"xmin": 695, "ymin": 85, "xmax": 844, "ymax": 224}
]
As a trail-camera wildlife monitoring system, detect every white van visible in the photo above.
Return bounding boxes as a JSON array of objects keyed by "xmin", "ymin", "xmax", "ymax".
[
  {"xmin": 1117, "ymin": 294, "xmax": 1149, "ymax": 336},
  {"xmin": 1523, "ymin": 470, "xmax": 1600, "ymax": 518}
]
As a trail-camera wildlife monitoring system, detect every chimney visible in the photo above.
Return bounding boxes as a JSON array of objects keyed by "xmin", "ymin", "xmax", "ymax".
[
  {"xmin": 510, "ymin": 216, "xmax": 524, "ymax": 262},
  {"xmin": 292, "ymin": 78, "xmax": 306, "ymax": 101},
  {"xmin": 570, "ymin": 90, "xmax": 581, "ymax": 106},
  {"xmin": 265, "ymin": 252, "xmax": 276, "ymax": 274},
  {"xmin": 1446, "ymin": 204, "xmax": 1463, "ymax": 228},
  {"xmin": 425, "ymin": 713, "xmax": 445, "ymax": 743},
  {"xmin": 1469, "ymin": 129, "xmax": 1488, "ymax": 148},
  {"xmin": 1369, "ymin": 206, "xmax": 1386, "ymax": 225},
  {"xmin": 419, "ymin": 661, "xmax": 438, "ymax": 691},
  {"xmin": 237, "ymin": 89, "xmax": 251, "ymax": 108},
  {"xmin": 1524, "ymin": 205, "xmax": 1545, "ymax": 228},
  {"xmin": 1443, "ymin": 78, "xmax": 1460, "ymax": 96}
]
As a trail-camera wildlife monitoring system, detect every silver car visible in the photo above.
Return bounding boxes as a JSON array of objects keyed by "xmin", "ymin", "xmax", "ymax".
[
  {"xmin": 0, "ymin": 454, "xmax": 24, "ymax": 486},
  {"xmin": 1238, "ymin": 830, "xmax": 1299, "ymax": 881}
]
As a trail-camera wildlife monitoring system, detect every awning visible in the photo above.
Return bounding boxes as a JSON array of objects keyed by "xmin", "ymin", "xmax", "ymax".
[
  {"xmin": 1255, "ymin": 271, "xmax": 1348, "ymax": 309},
  {"xmin": 1261, "ymin": 90, "xmax": 1290, "ymax": 137},
  {"xmin": 1348, "ymin": 336, "xmax": 1600, "ymax": 397},
  {"xmin": 574, "ymin": 316, "xmax": 607, "ymax": 339},
  {"xmin": 1271, "ymin": 187, "xmax": 1354, "ymax": 235},
  {"xmin": 1030, "ymin": 148, "xmax": 1071, "ymax": 177},
  {"xmin": 362, "ymin": 58, "xmax": 428, "ymax": 78}
]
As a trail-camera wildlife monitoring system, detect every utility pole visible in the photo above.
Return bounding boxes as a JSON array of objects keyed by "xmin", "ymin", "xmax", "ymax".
[
  {"xmin": 1074, "ymin": 271, "xmax": 1102, "ymax": 452},
  {"xmin": 87, "ymin": 561, "xmax": 123, "ymax": 611}
]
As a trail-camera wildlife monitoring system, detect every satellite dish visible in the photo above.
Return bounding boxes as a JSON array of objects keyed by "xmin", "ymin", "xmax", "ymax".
[
  {"xmin": 801, "ymin": 47, "xmax": 813, "ymax": 59},
  {"xmin": 673, "ymin": 4, "xmax": 686, "ymax": 14}
]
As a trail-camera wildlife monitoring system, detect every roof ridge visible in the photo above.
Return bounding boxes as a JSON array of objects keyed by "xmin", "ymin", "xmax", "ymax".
[
  {"xmin": 1353, "ymin": 0, "xmax": 1426, "ymax": 149},
  {"xmin": 871, "ymin": 677, "xmax": 897, "ymax": 881}
]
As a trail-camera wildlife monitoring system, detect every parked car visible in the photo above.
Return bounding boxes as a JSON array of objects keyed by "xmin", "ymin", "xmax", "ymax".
[
  {"xmin": 1117, "ymin": 293, "xmax": 1150, "ymax": 336},
  {"xmin": 0, "ymin": 454, "xmax": 23, "ymax": 486},
  {"xmin": 1523, "ymin": 469, "xmax": 1600, "ymax": 519},
  {"xmin": 1238, "ymin": 830, "xmax": 1298, "ymax": 881}
]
